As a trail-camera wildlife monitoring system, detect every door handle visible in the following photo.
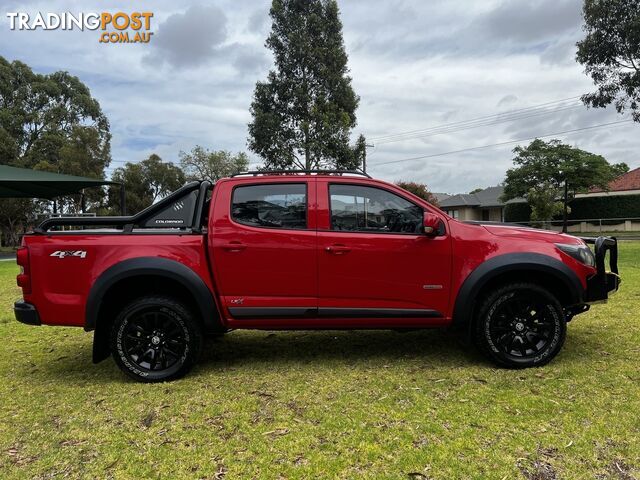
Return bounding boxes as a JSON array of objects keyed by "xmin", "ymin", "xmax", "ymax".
[
  {"xmin": 223, "ymin": 241, "xmax": 247, "ymax": 252},
  {"xmin": 325, "ymin": 244, "xmax": 351, "ymax": 254}
]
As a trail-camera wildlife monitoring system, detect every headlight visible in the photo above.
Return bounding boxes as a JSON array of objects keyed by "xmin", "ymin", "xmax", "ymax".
[{"xmin": 555, "ymin": 243, "xmax": 595, "ymax": 267}]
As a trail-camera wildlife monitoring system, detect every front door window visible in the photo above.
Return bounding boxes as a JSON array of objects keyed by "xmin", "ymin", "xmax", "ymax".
[{"xmin": 329, "ymin": 184, "xmax": 423, "ymax": 234}]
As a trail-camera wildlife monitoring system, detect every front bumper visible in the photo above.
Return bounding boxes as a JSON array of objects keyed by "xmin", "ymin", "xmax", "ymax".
[
  {"xmin": 14, "ymin": 300, "xmax": 41, "ymax": 326},
  {"xmin": 582, "ymin": 236, "xmax": 621, "ymax": 303}
]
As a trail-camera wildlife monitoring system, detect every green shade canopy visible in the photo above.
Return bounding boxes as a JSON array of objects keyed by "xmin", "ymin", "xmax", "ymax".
[{"xmin": 0, "ymin": 164, "xmax": 116, "ymax": 199}]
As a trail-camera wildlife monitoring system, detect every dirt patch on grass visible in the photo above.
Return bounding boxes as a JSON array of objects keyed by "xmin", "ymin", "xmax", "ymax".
[
  {"xmin": 519, "ymin": 459, "xmax": 557, "ymax": 480},
  {"xmin": 518, "ymin": 447, "xmax": 559, "ymax": 480},
  {"xmin": 596, "ymin": 460, "xmax": 637, "ymax": 480}
]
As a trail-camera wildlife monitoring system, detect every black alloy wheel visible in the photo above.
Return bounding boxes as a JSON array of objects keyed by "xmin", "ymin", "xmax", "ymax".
[
  {"xmin": 110, "ymin": 296, "xmax": 202, "ymax": 382},
  {"xmin": 122, "ymin": 309, "xmax": 186, "ymax": 370},
  {"xmin": 475, "ymin": 283, "xmax": 566, "ymax": 368}
]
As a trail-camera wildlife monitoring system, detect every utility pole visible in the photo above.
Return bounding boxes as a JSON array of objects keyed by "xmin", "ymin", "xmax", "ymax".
[
  {"xmin": 363, "ymin": 143, "xmax": 374, "ymax": 173},
  {"xmin": 562, "ymin": 178, "xmax": 569, "ymax": 233},
  {"xmin": 120, "ymin": 183, "xmax": 127, "ymax": 216}
]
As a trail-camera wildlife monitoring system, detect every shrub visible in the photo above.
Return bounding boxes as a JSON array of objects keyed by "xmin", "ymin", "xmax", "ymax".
[
  {"xmin": 568, "ymin": 194, "xmax": 640, "ymax": 220},
  {"xmin": 504, "ymin": 194, "xmax": 640, "ymax": 222},
  {"xmin": 504, "ymin": 202, "xmax": 531, "ymax": 222}
]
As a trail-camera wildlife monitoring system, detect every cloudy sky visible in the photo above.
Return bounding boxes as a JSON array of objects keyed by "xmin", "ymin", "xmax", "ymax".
[{"xmin": 1, "ymin": 0, "xmax": 638, "ymax": 194}]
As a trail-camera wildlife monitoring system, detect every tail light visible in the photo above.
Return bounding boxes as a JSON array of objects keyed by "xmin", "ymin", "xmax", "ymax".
[{"xmin": 16, "ymin": 246, "xmax": 31, "ymax": 294}]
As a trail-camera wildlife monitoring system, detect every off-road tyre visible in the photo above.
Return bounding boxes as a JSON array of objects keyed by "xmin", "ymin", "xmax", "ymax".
[
  {"xmin": 110, "ymin": 296, "xmax": 203, "ymax": 382},
  {"xmin": 474, "ymin": 283, "xmax": 566, "ymax": 368}
]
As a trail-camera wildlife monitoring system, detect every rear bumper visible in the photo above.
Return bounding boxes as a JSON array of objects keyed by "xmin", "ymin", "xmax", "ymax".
[
  {"xmin": 581, "ymin": 236, "xmax": 621, "ymax": 303},
  {"xmin": 14, "ymin": 301, "xmax": 41, "ymax": 326}
]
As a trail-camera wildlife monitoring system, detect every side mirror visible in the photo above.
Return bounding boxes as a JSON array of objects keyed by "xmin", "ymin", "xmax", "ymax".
[{"xmin": 423, "ymin": 212, "xmax": 441, "ymax": 236}]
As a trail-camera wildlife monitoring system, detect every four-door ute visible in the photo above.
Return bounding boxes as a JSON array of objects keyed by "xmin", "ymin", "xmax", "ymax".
[{"xmin": 14, "ymin": 170, "xmax": 620, "ymax": 382}]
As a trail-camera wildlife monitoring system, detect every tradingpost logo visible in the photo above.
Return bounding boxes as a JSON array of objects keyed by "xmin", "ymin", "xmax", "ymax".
[{"xmin": 5, "ymin": 11, "xmax": 154, "ymax": 44}]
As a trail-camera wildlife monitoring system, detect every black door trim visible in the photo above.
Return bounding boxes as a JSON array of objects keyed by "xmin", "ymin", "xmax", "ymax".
[
  {"xmin": 228, "ymin": 307, "xmax": 442, "ymax": 319},
  {"xmin": 228, "ymin": 307, "xmax": 317, "ymax": 318},
  {"xmin": 319, "ymin": 307, "xmax": 441, "ymax": 318}
]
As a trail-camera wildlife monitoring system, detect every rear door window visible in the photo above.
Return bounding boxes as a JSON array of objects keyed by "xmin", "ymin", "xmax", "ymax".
[{"xmin": 231, "ymin": 183, "xmax": 307, "ymax": 230}]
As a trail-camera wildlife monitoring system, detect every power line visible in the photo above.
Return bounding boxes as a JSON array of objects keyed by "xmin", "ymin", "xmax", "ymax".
[
  {"xmin": 369, "ymin": 95, "xmax": 583, "ymax": 141},
  {"xmin": 374, "ymin": 103, "xmax": 583, "ymax": 144},
  {"xmin": 368, "ymin": 95, "xmax": 583, "ymax": 142},
  {"xmin": 369, "ymin": 119, "xmax": 633, "ymax": 168}
]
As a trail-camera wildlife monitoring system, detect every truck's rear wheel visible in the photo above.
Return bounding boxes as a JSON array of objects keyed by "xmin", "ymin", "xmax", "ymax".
[
  {"xmin": 474, "ymin": 283, "xmax": 566, "ymax": 368},
  {"xmin": 110, "ymin": 296, "xmax": 202, "ymax": 382}
]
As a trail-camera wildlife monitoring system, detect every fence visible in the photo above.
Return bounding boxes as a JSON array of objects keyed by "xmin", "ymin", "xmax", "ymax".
[{"xmin": 512, "ymin": 217, "xmax": 640, "ymax": 234}]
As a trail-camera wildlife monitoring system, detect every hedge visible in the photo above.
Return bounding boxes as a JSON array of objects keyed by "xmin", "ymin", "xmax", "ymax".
[
  {"xmin": 567, "ymin": 194, "xmax": 640, "ymax": 220},
  {"xmin": 504, "ymin": 194, "xmax": 640, "ymax": 223},
  {"xmin": 504, "ymin": 202, "xmax": 531, "ymax": 222}
]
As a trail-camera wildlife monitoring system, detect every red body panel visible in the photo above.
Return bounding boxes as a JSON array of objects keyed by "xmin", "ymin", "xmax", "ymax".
[
  {"xmin": 21, "ymin": 234, "xmax": 213, "ymax": 327},
  {"xmin": 209, "ymin": 177, "xmax": 318, "ymax": 322},
  {"xmin": 19, "ymin": 174, "xmax": 596, "ymax": 331},
  {"xmin": 314, "ymin": 178, "xmax": 452, "ymax": 326}
]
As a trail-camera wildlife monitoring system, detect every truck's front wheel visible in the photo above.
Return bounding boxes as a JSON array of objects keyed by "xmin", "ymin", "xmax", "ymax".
[
  {"xmin": 474, "ymin": 283, "xmax": 566, "ymax": 368},
  {"xmin": 110, "ymin": 296, "xmax": 203, "ymax": 382}
]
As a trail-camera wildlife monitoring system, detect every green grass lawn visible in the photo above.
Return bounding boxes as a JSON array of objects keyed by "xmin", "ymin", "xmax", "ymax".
[{"xmin": 1, "ymin": 246, "xmax": 639, "ymax": 480}]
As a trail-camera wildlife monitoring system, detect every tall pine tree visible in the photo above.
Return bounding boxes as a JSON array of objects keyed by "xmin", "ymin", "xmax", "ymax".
[{"xmin": 248, "ymin": 0, "xmax": 366, "ymax": 170}]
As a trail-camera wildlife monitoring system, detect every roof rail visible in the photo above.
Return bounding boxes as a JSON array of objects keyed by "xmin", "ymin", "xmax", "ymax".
[{"xmin": 231, "ymin": 169, "xmax": 372, "ymax": 179}]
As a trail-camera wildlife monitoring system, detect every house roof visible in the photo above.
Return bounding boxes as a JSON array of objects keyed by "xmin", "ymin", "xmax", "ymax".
[
  {"xmin": 473, "ymin": 186, "xmax": 506, "ymax": 207},
  {"xmin": 590, "ymin": 167, "xmax": 640, "ymax": 193},
  {"xmin": 440, "ymin": 186, "xmax": 526, "ymax": 209},
  {"xmin": 433, "ymin": 192, "xmax": 451, "ymax": 203},
  {"xmin": 440, "ymin": 193, "xmax": 480, "ymax": 207},
  {"xmin": 440, "ymin": 185, "xmax": 507, "ymax": 208}
]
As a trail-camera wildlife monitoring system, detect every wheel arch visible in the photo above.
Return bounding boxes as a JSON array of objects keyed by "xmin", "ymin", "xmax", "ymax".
[
  {"xmin": 87, "ymin": 257, "xmax": 223, "ymax": 363},
  {"xmin": 451, "ymin": 253, "xmax": 585, "ymax": 330}
]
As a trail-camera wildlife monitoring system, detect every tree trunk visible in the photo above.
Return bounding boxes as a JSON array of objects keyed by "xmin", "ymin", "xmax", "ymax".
[
  {"xmin": 362, "ymin": 147, "xmax": 367, "ymax": 173},
  {"xmin": 304, "ymin": 127, "xmax": 310, "ymax": 170}
]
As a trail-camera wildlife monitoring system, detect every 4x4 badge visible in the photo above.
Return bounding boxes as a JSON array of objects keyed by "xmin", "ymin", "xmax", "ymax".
[{"xmin": 50, "ymin": 250, "xmax": 87, "ymax": 259}]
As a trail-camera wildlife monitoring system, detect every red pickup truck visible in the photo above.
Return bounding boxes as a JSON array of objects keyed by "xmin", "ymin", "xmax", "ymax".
[{"xmin": 14, "ymin": 171, "xmax": 620, "ymax": 382}]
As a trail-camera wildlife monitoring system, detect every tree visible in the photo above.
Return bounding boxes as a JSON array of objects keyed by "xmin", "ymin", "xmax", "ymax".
[
  {"xmin": 0, "ymin": 199, "xmax": 44, "ymax": 247},
  {"xmin": 576, "ymin": 0, "xmax": 640, "ymax": 121},
  {"xmin": 0, "ymin": 56, "xmax": 111, "ymax": 245},
  {"xmin": 0, "ymin": 56, "xmax": 110, "ymax": 171},
  {"xmin": 501, "ymin": 139, "xmax": 628, "ymax": 231},
  {"xmin": 108, "ymin": 154, "xmax": 185, "ymax": 214},
  {"xmin": 395, "ymin": 181, "xmax": 440, "ymax": 206},
  {"xmin": 248, "ymin": 0, "xmax": 365, "ymax": 170},
  {"xmin": 179, "ymin": 146, "xmax": 249, "ymax": 182}
]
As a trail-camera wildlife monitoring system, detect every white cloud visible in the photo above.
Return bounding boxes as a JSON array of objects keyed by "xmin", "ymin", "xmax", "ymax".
[
  {"xmin": 143, "ymin": 5, "xmax": 228, "ymax": 68},
  {"xmin": 0, "ymin": 0, "xmax": 637, "ymax": 194}
]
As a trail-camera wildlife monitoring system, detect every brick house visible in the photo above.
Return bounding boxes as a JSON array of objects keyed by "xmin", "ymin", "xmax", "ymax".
[{"xmin": 578, "ymin": 166, "xmax": 640, "ymax": 198}]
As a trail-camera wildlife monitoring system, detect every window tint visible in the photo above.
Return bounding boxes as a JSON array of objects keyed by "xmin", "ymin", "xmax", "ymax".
[
  {"xmin": 330, "ymin": 184, "xmax": 423, "ymax": 234},
  {"xmin": 232, "ymin": 184, "xmax": 307, "ymax": 229}
]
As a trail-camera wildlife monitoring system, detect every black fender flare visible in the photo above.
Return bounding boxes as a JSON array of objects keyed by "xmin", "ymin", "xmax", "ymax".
[
  {"xmin": 87, "ymin": 257, "xmax": 222, "ymax": 362},
  {"xmin": 451, "ymin": 252, "xmax": 585, "ymax": 329}
]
